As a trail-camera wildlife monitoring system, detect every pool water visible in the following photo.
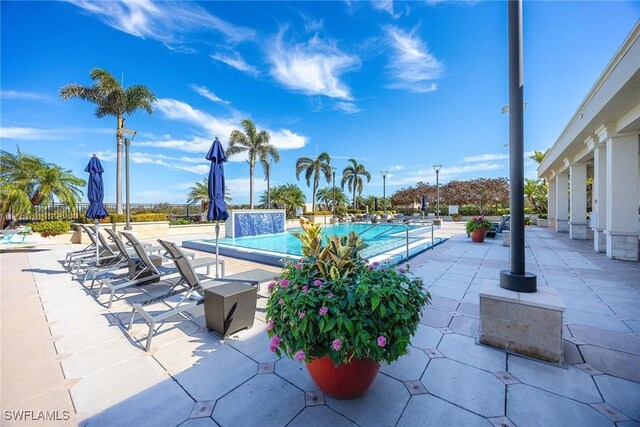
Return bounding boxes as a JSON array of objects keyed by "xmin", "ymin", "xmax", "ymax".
[{"xmin": 196, "ymin": 223, "xmax": 439, "ymax": 261}]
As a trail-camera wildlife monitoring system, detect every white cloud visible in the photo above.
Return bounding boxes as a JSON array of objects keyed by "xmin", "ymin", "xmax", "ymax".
[
  {"xmin": 211, "ymin": 51, "xmax": 259, "ymax": 76},
  {"xmin": 88, "ymin": 149, "xmax": 210, "ymax": 174},
  {"xmin": 334, "ymin": 101, "xmax": 361, "ymax": 114},
  {"xmin": 190, "ymin": 84, "xmax": 230, "ymax": 104},
  {"xmin": 461, "ymin": 153, "xmax": 509, "ymax": 163},
  {"xmin": 68, "ymin": 0, "xmax": 255, "ymax": 47},
  {"xmin": 268, "ymin": 27, "xmax": 360, "ymax": 100},
  {"xmin": 145, "ymin": 98, "xmax": 307, "ymax": 158},
  {"xmin": 300, "ymin": 12, "xmax": 323, "ymax": 32},
  {"xmin": 0, "ymin": 90, "xmax": 49, "ymax": 101},
  {"xmin": 0, "ymin": 126, "xmax": 112, "ymax": 140},
  {"xmin": 224, "ymin": 177, "xmax": 267, "ymax": 200},
  {"xmin": 386, "ymin": 162, "xmax": 506, "ymax": 186},
  {"xmin": 388, "ymin": 165, "xmax": 405, "ymax": 171},
  {"xmin": 385, "ymin": 25, "xmax": 444, "ymax": 93},
  {"xmin": 372, "ymin": 1, "xmax": 400, "ymax": 17}
]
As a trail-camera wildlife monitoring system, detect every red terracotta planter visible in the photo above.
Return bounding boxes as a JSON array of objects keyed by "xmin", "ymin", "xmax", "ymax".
[
  {"xmin": 470, "ymin": 228, "xmax": 488, "ymax": 243},
  {"xmin": 305, "ymin": 356, "xmax": 381, "ymax": 399}
]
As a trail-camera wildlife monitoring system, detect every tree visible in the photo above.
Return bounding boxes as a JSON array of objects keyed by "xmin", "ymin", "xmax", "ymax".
[
  {"xmin": 341, "ymin": 158, "xmax": 371, "ymax": 209},
  {"xmin": 259, "ymin": 184, "xmax": 305, "ymax": 218},
  {"xmin": 226, "ymin": 118, "xmax": 279, "ymax": 209},
  {"xmin": 529, "ymin": 149, "xmax": 549, "ymax": 164},
  {"xmin": 60, "ymin": 68, "xmax": 156, "ymax": 213},
  {"xmin": 316, "ymin": 186, "xmax": 348, "ymax": 211},
  {"xmin": 295, "ymin": 152, "xmax": 331, "ymax": 212},
  {"xmin": 186, "ymin": 177, "xmax": 232, "ymax": 213},
  {"xmin": 524, "ymin": 178, "xmax": 548, "ymax": 214},
  {"xmin": 0, "ymin": 149, "xmax": 85, "ymax": 226}
]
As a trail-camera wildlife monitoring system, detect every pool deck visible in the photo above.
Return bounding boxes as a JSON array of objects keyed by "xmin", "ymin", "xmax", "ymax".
[{"xmin": 1, "ymin": 224, "xmax": 639, "ymax": 426}]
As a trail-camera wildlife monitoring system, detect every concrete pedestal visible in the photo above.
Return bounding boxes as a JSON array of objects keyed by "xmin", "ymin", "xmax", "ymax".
[
  {"xmin": 594, "ymin": 229, "xmax": 606, "ymax": 253},
  {"xmin": 556, "ymin": 219, "xmax": 569, "ymax": 233},
  {"xmin": 569, "ymin": 222, "xmax": 588, "ymax": 240},
  {"xmin": 605, "ymin": 231, "xmax": 639, "ymax": 261},
  {"xmin": 502, "ymin": 230, "xmax": 510, "ymax": 247},
  {"xmin": 479, "ymin": 280, "xmax": 565, "ymax": 364}
]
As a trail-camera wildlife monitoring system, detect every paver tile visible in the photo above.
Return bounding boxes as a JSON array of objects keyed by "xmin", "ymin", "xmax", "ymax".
[
  {"xmin": 380, "ymin": 346, "xmax": 430, "ymax": 381},
  {"xmin": 398, "ymin": 394, "xmax": 489, "ymax": 427},
  {"xmin": 437, "ymin": 333, "xmax": 506, "ymax": 372},
  {"xmin": 594, "ymin": 375, "xmax": 640, "ymax": 421},
  {"xmin": 568, "ymin": 324, "xmax": 640, "ymax": 355},
  {"xmin": 580, "ymin": 345, "xmax": 640, "ymax": 383},
  {"xmin": 289, "ymin": 406, "xmax": 356, "ymax": 427}
]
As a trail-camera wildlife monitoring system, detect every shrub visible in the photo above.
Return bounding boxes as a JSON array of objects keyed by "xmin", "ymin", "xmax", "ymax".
[
  {"xmin": 32, "ymin": 220, "xmax": 71, "ymax": 237},
  {"xmin": 307, "ymin": 211, "xmax": 333, "ymax": 216},
  {"xmin": 131, "ymin": 213, "xmax": 167, "ymax": 222},
  {"xmin": 538, "ymin": 213, "xmax": 548, "ymax": 219},
  {"xmin": 465, "ymin": 216, "xmax": 493, "ymax": 234},
  {"xmin": 107, "ymin": 213, "xmax": 126, "ymax": 223},
  {"xmin": 169, "ymin": 218, "xmax": 192, "ymax": 225}
]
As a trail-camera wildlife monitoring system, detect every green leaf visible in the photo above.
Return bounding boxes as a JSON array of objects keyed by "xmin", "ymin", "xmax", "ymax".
[
  {"xmin": 344, "ymin": 318, "xmax": 354, "ymax": 335},
  {"xmin": 371, "ymin": 295, "xmax": 381, "ymax": 311}
]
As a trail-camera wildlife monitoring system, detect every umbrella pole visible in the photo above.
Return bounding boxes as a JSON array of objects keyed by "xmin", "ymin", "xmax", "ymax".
[
  {"xmin": 215, "ymin": 222, "xmax": 220, "ymax": 278},
  {"xmin": 94, "ymin": 220, "xmax": 100, "ymax": 264}
]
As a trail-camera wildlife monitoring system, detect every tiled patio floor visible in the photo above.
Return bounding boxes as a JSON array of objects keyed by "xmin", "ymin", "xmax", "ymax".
[{"xmin": 1, "ymin": 226, "xmax": 639, "ymax": 426}]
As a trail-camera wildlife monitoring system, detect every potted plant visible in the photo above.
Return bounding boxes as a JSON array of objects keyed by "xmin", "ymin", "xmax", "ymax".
[
  {"xmin": 465, "ymin": 215, "xmax": 493, "ymax": 243},
  {"xmin": 266, "ymin": 218, "xmax": 430, "ymax": 399}
]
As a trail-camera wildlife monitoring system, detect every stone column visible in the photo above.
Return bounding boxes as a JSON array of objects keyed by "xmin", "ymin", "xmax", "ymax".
[
  {"xmin": 569, "ymin": 163, "xmax": 588, "ymax": 239},
  {"xmin": 592, "ymin": 142, "xmax": 607, "ymax": 252},
  {"xmin": 605, "ymin": 134, "xmax": 639, "ymax": 261},
  {"xmin": 548, "ymin": 176, "xmax": 557, "ymax": 228},
  {"xmin": 555, "ymin": 172, "xmax": 569, "ymax": 233}
]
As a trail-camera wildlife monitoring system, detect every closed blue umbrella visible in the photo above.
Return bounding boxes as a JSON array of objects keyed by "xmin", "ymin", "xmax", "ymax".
[
  {"xmin": 374, "ymin": 197, "xmax": 379, "ymax": 212},
  {"xmin": 85, "ymin": 155, "xmax": 108, "ymax": 262},
  {"xmin": 421, "ymin": 195, "xmax": 427, "ymax": 213},
  {"xmin": 206, "ymin": 137, "xmax": 229, "ymax": 277}
]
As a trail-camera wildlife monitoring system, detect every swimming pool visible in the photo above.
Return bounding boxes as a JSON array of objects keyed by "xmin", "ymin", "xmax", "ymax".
[{"xmin": 183, "ymin": 222, "xmax": 445, "ymax": 266}]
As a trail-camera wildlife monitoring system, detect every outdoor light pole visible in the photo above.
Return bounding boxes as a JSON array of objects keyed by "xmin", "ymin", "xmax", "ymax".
[
  {"xmin": 331, "ymin": 167, "xmax": 337, "ymax": 215},
  {"xmin": 381, "ymin": 170, "xmax": 388, "ymax": 211},
  {"xmin": 500, "ymin": 0, "xmax": 536, "ymax": 293},
  {"xmin": 266, "ymin": 162, "xmax": 271, "ymax": 209},
  {"xmin": 122, "ymin": 128, "xmax": 137, "ymax": 231},
  {"xmin": 433, "ymin": 164, "xmax": 442, "ymax": 218}
]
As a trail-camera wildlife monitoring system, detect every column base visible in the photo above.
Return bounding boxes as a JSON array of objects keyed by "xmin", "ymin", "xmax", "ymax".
[
  {"xmin": 594, "ymin": 229, "xmax": 606, "ymax": 253},
  {"xmin": 480, "ymin": 280, "xmax": 565, "ymax": 364},
  {"xmin": 569, "ymin": 222, "xmax": 588, "ymax": 240},
  {"xmin": 502, "ymin": 230, "xmax": 510, "ymax": 247},
  {"xmin": 605, "ymin": 231, "xmax": 639, "ymax": 261},
  {"xmin": 556, "ymin": 219, "xmax": 569, "ymax": 233}
]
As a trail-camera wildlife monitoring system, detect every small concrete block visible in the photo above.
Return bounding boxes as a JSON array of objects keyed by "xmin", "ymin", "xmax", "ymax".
[
  {"xmin": 488, "ymin": 416, "xmax": 517, "ymax": 427},
  {"xmin": 190, "ymin": 401, "xmax": 215, "ymax": 419},
  {"xmin": 589, "ymin": 403, "xmax": 630, "ymax": 422},
  {"xmin": 564, "ymin": 336, "xmax": 585, "ymax": 346},
  {"xmin": 449, "ymin": 311, "xmax": 462, "ymax": 317},
  {"xmin": 574, "ymin": 363, "xmax": 603, "ymax": 376},
  {"xmin": 438, "ymin": 327, "xmax": 454, "ymax": 334},
  {"xmin": 404, "ymin": 380, "xmax": 428, "ymax": 395},
  {"xmin": 424, "ymin": 348, "xmax": 444, "ymax": 358},
  {"xmin": 480, "ymin": 298, "xmax": 507, "ymax": 317},
  {"xmin": 493, "ymin": 371, "xmax": 520, "ymax": 385},
  {"xmin": 257, "ymin": 362, "xmax": 275, "ymax": 374},
  {"xmin": 305, "ymin": 391, "xmax": 325, "ymax": 406},
  {"xmin": 518, "ymin": 287, "xmax": 566, "ymax": 311}
]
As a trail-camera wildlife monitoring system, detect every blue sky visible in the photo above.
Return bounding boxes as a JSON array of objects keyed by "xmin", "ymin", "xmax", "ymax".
[{"xmin": 1, "ymin": 1, "xmax": 639, "ymax": 205}]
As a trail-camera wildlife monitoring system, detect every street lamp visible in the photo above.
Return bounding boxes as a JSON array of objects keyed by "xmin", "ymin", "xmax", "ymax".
[
  {"xmin": 433, "ymin": 164, "xmax": 442, "ymax": 218},
  {"xmin": 266, "ymin": 161, "xmax": 271, "ymax": 209},
  {"xmin": 381, "ymin": 170, "xmax": 388, "ymax": 212},
  {"xmin": 331, "ymin": 167, "xmax": 337, "ymax": 215},
  {"xmin": 122, "ymin": 127, "xmax": 137, "ymax": 231}
]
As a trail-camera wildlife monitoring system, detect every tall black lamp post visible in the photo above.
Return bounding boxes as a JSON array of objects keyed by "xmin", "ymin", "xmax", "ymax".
[
  {"xmin": 381, "ymin": 170, "xmax": 388, "ymax": 212},
  {"xmin": 266, "ymin": 161, "xmax": 271, "ymax": 209},
  {"xmin": 433, "ymin": 164, "xmax": 442, "ymax": 218},
  {"xmin": 331, "ymin": 167, "xmax": 337, "ymax": 214}
]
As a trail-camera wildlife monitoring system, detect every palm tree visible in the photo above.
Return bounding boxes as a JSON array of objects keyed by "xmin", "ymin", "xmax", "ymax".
[
  {"xmin": 529, "ymin": 149, "xmax": 549, "ymax": 164},
  {"xmin": 187, "ymin": 177, "xmax": 232, "ymax": 213},
  {"xmin": 226, "ymin": 118, "xmax": 280, "ymax": 209},
  {"xmin": 0, "ymin": 149, "xmax": 85, "ymax": 226},
  {"xmin": 341, "ymin": 158, "xmax": 371, "ymax": 209},
  {"xmin": 259, "ymin": 184, "xmax": 305, "ymax": 218},
  {"xmin": 295, "ymin": 152, "xmax": 331, "ymax": 212},
  {"xmin": 316, "ymin": 186, "xmax": 348, "ymax": 211},
  {"xmin": 60, "ymin": 68, "xmax": 156, "ymax": 213}
]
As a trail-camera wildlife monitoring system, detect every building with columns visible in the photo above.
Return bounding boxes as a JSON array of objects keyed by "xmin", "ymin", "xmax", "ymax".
[{"xmin": 537, "ymin": 22, "xmax": 640, "ymax": 261}]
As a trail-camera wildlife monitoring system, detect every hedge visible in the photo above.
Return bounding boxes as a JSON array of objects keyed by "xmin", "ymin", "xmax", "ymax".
[{"xmin": 31, "ymin": 220, "xmax": 71, "ymax": 237}]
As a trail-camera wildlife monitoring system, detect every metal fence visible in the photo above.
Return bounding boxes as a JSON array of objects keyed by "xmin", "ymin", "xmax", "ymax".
[{"xmin": 10, "ymin": 203, "xmax": 202, "ymax": 222}]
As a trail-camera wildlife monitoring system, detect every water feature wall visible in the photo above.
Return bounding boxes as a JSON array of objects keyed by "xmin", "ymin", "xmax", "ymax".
[{"xmin": 225, "ymin": 210, "xmax": 286, "ymax": 238}]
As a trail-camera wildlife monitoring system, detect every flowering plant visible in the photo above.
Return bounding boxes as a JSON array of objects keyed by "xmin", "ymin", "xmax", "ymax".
[
  {"xmin": 465, "ymin": 215, "xmax": 493, "ymax": 234},
  {"xmin": 266, "ymin": 218, "xmax": 430, "ymax": 366}
]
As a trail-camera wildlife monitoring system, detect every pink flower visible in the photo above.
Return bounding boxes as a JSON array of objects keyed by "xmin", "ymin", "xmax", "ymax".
[
  {"xmin": 327, "ymin": 293, "xmax": 334, "ymax": 299},
  {"xmin": 372, "ymin": 261, "xmax": 380, "ymax": 267},
  {"xmin": 278, "ymin": 298, "xmax": 285, "ymax": 305},
  {"xmin": 298, "ymin": 310, "xmax": 306, "ymax": 319},
  {"xmin": 267, "ymin": 320, "xmax": 274, "ymax": 332},
  {"xmin": 332, "ymin": 339, "xmax": 342, "ymax": 351},
  {"xmin": 295, "ymin": 262, "xmax": 303, "ymax": 269},
  {"xmin": 313, "ymin": 279, "xmax": 323, "ymax": 287},
  {"xmin": 377, "ymin": 336, "xmax": 387, "ymax": 347},
  {"xmin": 280, "ymin": 279, "xmax": 290, "ymax": 288},
  {"xmin": 319, "ymin": 306, "xmax": 328, "ymax": 316},
  {"xmin": 269, "ymin": 335, "xmax": 281, "ymax": 352},
  {"xmin": 302, "ymin": 286, "xmax": 309, "ymax": 293},
  {"xmin": 368, "ymin": 265, "xmax": 375, "ymax": 271},
  {"xmin": 267, "ymin": 282, "xmax": 276, "ymax": 292},
  {"xmin": 295, "ymin": 350, "xmax": 306, "ymax": 362}
]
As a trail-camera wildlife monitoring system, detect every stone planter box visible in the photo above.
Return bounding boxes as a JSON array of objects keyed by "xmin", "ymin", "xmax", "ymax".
[
  {"xmin": 33, "ymin": 231, "xmax": 76, "ymax": 245},
  {"xmin": 72, "ymin": 222, "xmax": 170, "ymax": 243},
  {"xmin": 535, "ymin": 218, "xmax": 549, "ymax": 227},
  {"xmin": 305, "ymin": 215, "xmax": 333, "ymax": 225}
]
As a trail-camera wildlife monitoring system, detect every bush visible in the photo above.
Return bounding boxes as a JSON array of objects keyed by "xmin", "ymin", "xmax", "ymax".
[
  {"xmin": 347, "ymin": 209, "xmax": 365, "ymax": 215},
  {"xmin": 169, "ymin": 218, "xmax": 192, "ymax": 225},
  {"xmin": 131, "ymin": 213, "xmax": 167, "ymax": 222},
  {"xmin": 107, "ymin": 213, "xmax": 126, "ymax": 223},
  {"xmin": 31, "ymin": 220, "xmax": 71, "ymax": 237},
  {"xmin": 307, "ymin": 211, "xmax": 332, "ymax": 216},
  {"xmin": 538, "ymin": 213, "xmax": 548, "ymax": 219}
]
